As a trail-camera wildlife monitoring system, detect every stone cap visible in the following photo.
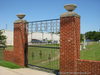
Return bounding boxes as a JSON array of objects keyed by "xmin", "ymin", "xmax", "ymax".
[
  {"xmin": 14, "ymin": 19, "xmax": 28, "ymax": 24},
  {"xmin": 60, "ymin": 4, "xmax": 80, "ymax": 17},
  {"xmin": 14, "ymin": 14, "xmax": 28, "ymax": 23}
]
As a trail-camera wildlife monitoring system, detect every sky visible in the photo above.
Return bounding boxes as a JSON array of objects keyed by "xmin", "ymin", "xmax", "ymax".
[{"xmin": 0, "ymin": 0, "xmax": 100, "ymax": 33}]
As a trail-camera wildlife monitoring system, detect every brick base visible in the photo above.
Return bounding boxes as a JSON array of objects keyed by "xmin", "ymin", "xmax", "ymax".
[
  {"xmin": 4, "ymin": 50, "xmax": 14, "ymax": 63},
  {"xmin": 77, "ymin": 59, "xmax": 100, "ymax": 75},
  {"xmin": 3, "ymin": 20, "xmax": 28, "ymax": 67},
  {"xmin": 60, "ymin": 16, "xmax": 100, "ymax": 75},
  {"xmin": 4, "ymin": 50, "xmax": 25, "ymax": 66}
]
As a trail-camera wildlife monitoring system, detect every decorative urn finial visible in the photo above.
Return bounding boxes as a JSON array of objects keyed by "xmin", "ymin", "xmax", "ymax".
[
  {"xmin": 64, "ymin": 4, "xmax": 77, "ymax": 12},
  {"xmin": 14, "ymin": 14, "xmax": 27, "ymax": 23},
  {"xmin": 16, "ymin": 14, "xmax": 26, "ymax": 19},
  {"xmin": 60, "ymin": 4, "xmax": 80, "ymax": 17}
]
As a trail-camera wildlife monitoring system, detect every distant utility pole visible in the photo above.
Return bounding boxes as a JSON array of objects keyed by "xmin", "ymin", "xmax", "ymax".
[
  {"xmin": 83, "ymin": 34, "xmax": 86, "ymax": 49},
  {"xmin": 5, "ymin": 24, "xmax": 7, "ymax": 30},
  {"xmin": 99, "ymin": 28, "xmax": 100, "ymax": 32}
]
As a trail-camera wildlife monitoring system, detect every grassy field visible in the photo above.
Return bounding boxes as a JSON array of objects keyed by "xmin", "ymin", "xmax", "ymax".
[
  {"xmin": 80, "ymin": 42, "xmax": 100, "ymax": 61},
  {"xmin": 0, "ymin": 42, "xmax": 100, "ymax": 70},
  {"xmin": 28, "ymin": 42, "xmax": 100, "ymax": 70}
]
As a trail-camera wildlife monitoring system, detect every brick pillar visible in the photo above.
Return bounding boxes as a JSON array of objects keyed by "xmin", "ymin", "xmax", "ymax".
[
  {"xmin": 60, "ymin": 4, "xmax": 80, "ymax": 75},
  {"xmin": 14, "ymin": 14, "xmax": 28, "ymax": 66}
]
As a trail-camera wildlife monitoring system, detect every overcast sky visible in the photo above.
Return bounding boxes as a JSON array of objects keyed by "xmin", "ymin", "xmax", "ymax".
[{"xmin": 0, "ymin": 0, "xmax": 100, "ymax": 33}]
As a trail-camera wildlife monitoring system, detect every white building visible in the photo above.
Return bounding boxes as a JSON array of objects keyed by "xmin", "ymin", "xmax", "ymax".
[
  {"xmin": 3, "ymin": 30, "xmax": 13, "ymax": 45},
  {"xmin": 3, "ymin": 30, "xmax": 60, "ymax": 45}
]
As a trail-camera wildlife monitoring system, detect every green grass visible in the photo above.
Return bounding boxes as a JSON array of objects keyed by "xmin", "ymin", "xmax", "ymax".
[
  {"xmin": 80, "ymin": 42, "xmax": 100, "ymax": 61},
  {"xmin": 5, "ymin": 45, "xmax": 13, "ymax": 50},
  {"xmin": 0, "ymin": 48, "xmax": 21, "ymax": 69},
  {"xmin": 39, "ymin": 44, "xmax": 60, "ymax": 47},
  {"xmin": 0, "ymin": 48, "xmax": 3, "ymax": 60},
  {"xmin": 0, "ymin": 42, "xmax": 100, "ymax": 69},
  {"xmin": 28, "ymin": 42, "xmax": 100, "ymax": 70},
  {"xmin": 36, "ymin": 59, "xmax": 59, "ymax": 70},
  {"xmin": 0, "ymin": 60, "xmax": 21, "ymax": 69},
  {"xmin": 28, "ymin": 45, "xmax": 59, "ymax": 70}
]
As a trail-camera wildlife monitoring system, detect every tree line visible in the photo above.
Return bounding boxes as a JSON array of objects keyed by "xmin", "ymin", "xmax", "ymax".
[{"xmin": 81, "ymin": 31, "xmax": 100, "ymax": 41}]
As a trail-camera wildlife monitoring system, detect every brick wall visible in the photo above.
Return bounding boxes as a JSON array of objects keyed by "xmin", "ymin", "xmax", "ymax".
[
  {"xmin": 4, "ymin": 50, "xmax": 14, "ymax": 62},
  {"xmin": 60, "ymin": 14, "xmax": 100, "ymax": 75},
  {"xmin": 60, "ymin": 17, "xmax": 80, "ymax": 74},
  {"xmin": 77, "ymin": 59, "xmax": 100, "ymax": 75},
  {"xmin": 4, "ymin": 20, "xmax": 28, "ymax": 66}
]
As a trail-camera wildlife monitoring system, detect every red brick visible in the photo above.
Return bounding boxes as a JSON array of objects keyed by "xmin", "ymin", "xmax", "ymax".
[{"xmin": 4, "ymin": 21, "xmax": 28, "ymax": 67}]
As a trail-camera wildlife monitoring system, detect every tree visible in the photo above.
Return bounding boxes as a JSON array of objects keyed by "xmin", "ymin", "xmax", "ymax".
[
  {"xmin": 80, "ymin": 34, "xmax": 84, "ymax": 42},
  {"xmin": 0, "ymin": 30, "xmax": 6, "ymax": 48},
  {"xmin": 85, "ymin": 31, "xmax": 100, "ymax": 41}
]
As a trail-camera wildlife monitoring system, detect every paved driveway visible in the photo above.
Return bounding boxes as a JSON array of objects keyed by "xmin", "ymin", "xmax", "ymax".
[{"xmin": 0, "ymin": 66, "xmax": 55, "ymax": 75}]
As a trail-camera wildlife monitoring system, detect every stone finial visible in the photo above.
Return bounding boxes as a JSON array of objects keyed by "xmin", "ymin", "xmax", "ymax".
[
  {"xmin": 64, "ymin": 4, "xmax": 77, "ymax": 12},
  {"xmin": 16, "ymin": 14, "xmax": 26, "ymax": 19},
  {"xmin": 60, "ymin": 4, "xmax": 80, "ymax": 17},
  {"xmin": 14, "ymin": 14, "xmax": 27, "ymax": 23}
]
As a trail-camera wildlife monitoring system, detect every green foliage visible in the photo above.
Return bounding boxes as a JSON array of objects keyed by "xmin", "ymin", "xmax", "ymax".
[
  {"xmin": 0, "ymin": 48, "xmax": 4, "ymax": 60},
  {"xmin": 85, "ymin": 31, "xmax": 100, "ymax": 41},
  {"xmin": 47, "ymin": 40, "xmax": 52, "ymax": 43},
  {"xmin": 80, "ymin": 34, "xmax": 84, "ymax": 42},
  {"xmin": 0, "ymin": 30, "xmax": 6, "ymax": 48}
]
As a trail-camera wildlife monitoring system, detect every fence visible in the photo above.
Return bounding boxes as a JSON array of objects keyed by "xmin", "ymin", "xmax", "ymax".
[
  {"xmin": 27, "ymin": 19, "xmax": 60, "ymax": 72},
  {"xmin": 2, "ymin": 4, "xmax": 100, "ymax": 75}
]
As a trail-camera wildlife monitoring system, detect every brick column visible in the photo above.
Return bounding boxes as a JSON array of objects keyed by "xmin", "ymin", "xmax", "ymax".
[
  {"xmin": 14, "ymin": 14, "xmax": 28, "ymax": 66},
  {"xmin": 60, "ymin": 4, "xmax": 80, "ymax": 75}
]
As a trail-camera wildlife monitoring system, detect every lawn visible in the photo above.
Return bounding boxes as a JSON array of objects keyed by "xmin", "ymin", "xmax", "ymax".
[
  {"xmin": 28, "ymin": 42, "xmax": 100, "ymax": 70},
  {"xmin": 0, "ymin": 48, "xmax": 4, "ymax": 60},
  {"xmin": 5, "ymin": 45, "xmax": 13, "ymax": 50},
  {"xmin": 28, "ymin": 44, "xmax": 59, "ymax": 70},
  {"xmin": 80, "ymin": 42, "xmax": 100, "ymax": 61},
  {"xmin": 0, "ymin": 42, "xmax": 100, "ymax": 70},
  {"xmin": 0, "ymin": 60, "xmax": 21, "ymax": 69},
  {"xmin": 0, "ymin": 48, "xmax": 21, "ymax": 69}
]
